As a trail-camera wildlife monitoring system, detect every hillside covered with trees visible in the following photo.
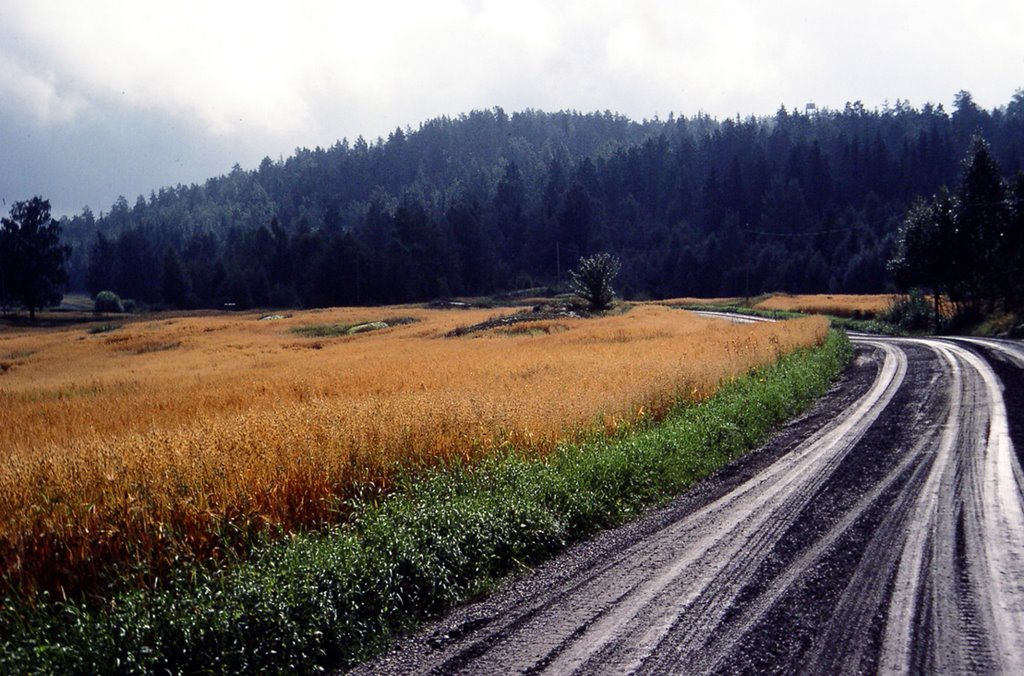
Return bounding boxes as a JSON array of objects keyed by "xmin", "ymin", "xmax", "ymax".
[{"xmin": 58, "ymin": 89, "xmax": 1024, "ymax": 309}]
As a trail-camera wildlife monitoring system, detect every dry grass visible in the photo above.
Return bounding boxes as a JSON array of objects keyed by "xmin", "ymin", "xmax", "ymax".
[
  {"xmin": 0, "ymin": 305, "xmax": 827, "ymax": 595},
  {"xmin": 752, "ymin": 294, "xmax": 901, "ymax": 318}
]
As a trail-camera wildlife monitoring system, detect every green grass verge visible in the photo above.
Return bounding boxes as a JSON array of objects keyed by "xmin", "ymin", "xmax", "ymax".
[
  {"xmin": 290, "ymin": 316, "xmax": 418, "ymax": 338},
  {"xmin": 0, "ymin": 331, "xmax": 852, "ymax": 674},
  {"xmin": 86, "ymin": 322, "xmax": 123, "ymax": 334}
]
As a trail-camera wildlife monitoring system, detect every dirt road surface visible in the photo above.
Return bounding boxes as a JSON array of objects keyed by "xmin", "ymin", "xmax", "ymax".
[{"xmin": 356, "ymin": 330, "xmax": 1024, "ymax": 674}]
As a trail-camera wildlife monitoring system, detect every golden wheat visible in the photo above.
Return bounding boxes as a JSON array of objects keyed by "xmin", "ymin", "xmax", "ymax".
[
  {"xmin": 0, "ymin": 304, "xmax": 827, "ymax": 593},
  {"xmin": 752, "ymin": 293, "xmax": 900, "ymax": 318}
]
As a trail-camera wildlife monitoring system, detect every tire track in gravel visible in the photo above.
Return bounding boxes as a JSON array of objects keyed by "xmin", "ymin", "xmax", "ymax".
[
  {"xmin": 356, "ymin": 331, "xmax": 1024, "ymax": 675},
  {"xmin": 544, "ymin": 340, "xmax": 907, "ymax": 676}
]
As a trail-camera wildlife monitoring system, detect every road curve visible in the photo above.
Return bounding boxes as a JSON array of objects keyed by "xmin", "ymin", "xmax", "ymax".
[{"xmin": 356, "ymin": 330, "xmax": 1024, "ymax": 675}]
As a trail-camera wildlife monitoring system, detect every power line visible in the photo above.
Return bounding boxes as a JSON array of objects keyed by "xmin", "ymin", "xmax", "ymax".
[{"xmin": 742, "ymin": 226, "xmax": 861, "ymax": 237}]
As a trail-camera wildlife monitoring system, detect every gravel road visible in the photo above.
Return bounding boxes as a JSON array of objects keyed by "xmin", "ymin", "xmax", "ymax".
[{"xmin": 356, "ymin": 330, "xmax": 1024, "ymax": 674}]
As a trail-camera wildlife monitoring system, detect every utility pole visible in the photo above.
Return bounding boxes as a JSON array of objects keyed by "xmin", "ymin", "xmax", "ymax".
[
  {"xmin": 744, "ymin": 223, "xmax": 750, "ymax": 300},
  {"xmin": 355, "ymin": 251, "xmax": 361, "ymax": 305},
  {"xmin": 556, "ymin": 241, "xmax": 561, "ymax": 285}
]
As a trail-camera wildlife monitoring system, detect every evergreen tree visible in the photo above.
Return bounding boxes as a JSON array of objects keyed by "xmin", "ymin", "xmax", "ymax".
[
  {"xmin": 570, "ymin": 252, "xmax": 621, "ymax": 311},
  {"xmin": 1007, "ymin": 172, "xmax": 1024, "ymax": 308},
  {"xmin": 86, "ymin": 232, "xmax": 116, "ymax": 297},
  {"xmin": 957, "ymin": 136, "xmax": 1007, "ymax": 309},
  {"xmin": 888, "ymin": 193, "xmax": 956, "ymax": 324},
  {"xmin": 890, "ymin": 140, "xmax": 1017, "ymax": 324},
  {"xmin": 161, "ymin": 249, "xmax": 192, "ymax": 309},
  {"xmin": 0, "ymin": 197, "xmax": 71, "ymax": 319}
]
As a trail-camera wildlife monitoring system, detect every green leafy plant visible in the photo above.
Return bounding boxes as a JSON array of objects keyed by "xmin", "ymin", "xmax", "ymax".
[
  {"xmin": 87, "ymin": 323, "xmax": 122, "ymax": 334},
  {"xmin": 570, "ymin": 253, "xmax": 621, "ymax": 312},
  {"xmin": 880, "ymin": 289, "xmax": 935, "ymax": 332},
  {"xmin": 289, "ymin": 317, "xmax": 417, "ymax": 338},
  {"xmin": 93, "ymin": 291, "xmax": 123, "ymax": 314}
]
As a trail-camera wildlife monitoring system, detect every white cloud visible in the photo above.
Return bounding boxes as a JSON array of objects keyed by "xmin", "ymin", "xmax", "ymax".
[
  {"xmin": 3, "ymin": 0, "xmax": 1022, "ymax": 140},
  {"xmin": 0, "ymin": 51, "xmax": 90, "ymax": 123},
  {"xmin": 2, "ymin": 2, "xmax": 322, "ymax": 134}
]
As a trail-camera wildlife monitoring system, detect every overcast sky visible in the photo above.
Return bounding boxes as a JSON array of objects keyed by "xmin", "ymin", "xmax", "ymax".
[{"xmin": 2, "ymin": 1, "xmax": 1022, "ymax": 217}]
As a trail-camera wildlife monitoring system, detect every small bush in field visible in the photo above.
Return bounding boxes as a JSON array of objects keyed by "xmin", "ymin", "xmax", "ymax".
[
  {"xmin": 570, "ymin": 253, "xmax": 621, "ymax": 312},
  {"xmin": 881, "ymin": 289, "xmax": 934, "ymax": 332},
  {"xmin": 93, "ymin": 290, "xmax": 123, "ymax": 314}
]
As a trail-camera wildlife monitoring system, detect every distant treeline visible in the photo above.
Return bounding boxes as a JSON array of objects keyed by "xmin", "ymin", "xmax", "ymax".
[{"xmin": 60, "ymin": 90, "xmax": 1024, "ymax": 309}]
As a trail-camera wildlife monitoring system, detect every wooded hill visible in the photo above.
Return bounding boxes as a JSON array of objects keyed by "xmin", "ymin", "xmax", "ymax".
[{"xmin": 60, "ymin": 90, "xmax": 1024, "ymax": 309}]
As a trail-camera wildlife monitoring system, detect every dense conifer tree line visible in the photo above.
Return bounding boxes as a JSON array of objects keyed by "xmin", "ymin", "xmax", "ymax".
[{"xmin": 56, "ymin": 90, "xmax": 1024, "ymax": 309}]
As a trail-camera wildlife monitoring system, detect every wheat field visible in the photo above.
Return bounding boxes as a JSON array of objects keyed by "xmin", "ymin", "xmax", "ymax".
[
  {"xmin": 654, "ymin": 293, "xmax": 900, "ymax": 319},
  {"xmin": 0, "ymin": 304, "xmax": 827, "ymax": 594},
  {"xmin": 752, "ymin": 293, "xmax": 899, "ymax": 317}
]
